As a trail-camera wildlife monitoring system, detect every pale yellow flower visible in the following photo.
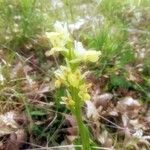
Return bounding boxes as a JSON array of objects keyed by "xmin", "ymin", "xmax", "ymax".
[
  {"xmin": 54, "ymin": 21, "xmax": 70, "ymax": 42},
  {"xmin": 61, "ymin": 93, "xmax": 75, "ymax": 108},
  {"xmin": 67, "ymin": 69, "xmax": 81, "ymax": 88},
  {"xmin": 55, "ymin": 79, "xmax": 61, "ymax": 88},
  {"xmin": 74, "ymin": 41, "xmax": 101, "ymax": 63},
  {"xmin": 61, "ymin": 96, "xmax": 75, "ymax": 106},
  {"xmin": 47, "ymin": 21, "xmax": 70, "ymax": 46},
  {"xmin": 78, "ymin": 91, "xmax": 91, "ymax": 101},
  {"xmin": 45, "ymin": 21, "xmax": 71, "ymax": 56},
  {"xmin": 83, "ymin": 50, "xmax": 101, "ymax": 62},
  {"xmin": 54, "ymin": 66, "xmax": 72, "ymax": 87},
  {"xmin": 45, "ymin": 47, "xmax": 67, "ymax": 56},
  {"xmin": 78, "ymin": 84, "xmax": 91, "ymax": 101},
  {"xmin": 54, "ymin": 67, "xmax": 67, "ymax": 86},
  {"xmin": 46, "ymin": 32, "xmax": 64, "ymax": 47}
]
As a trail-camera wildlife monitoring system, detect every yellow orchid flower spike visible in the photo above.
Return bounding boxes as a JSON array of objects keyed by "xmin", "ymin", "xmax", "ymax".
[{"xmin": 47, "ymin": 21, "xmax": 102, "ymax": 150}]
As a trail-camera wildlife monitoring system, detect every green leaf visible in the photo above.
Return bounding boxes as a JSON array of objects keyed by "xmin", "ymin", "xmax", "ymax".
[{"xmin": 30, "ymin": 111, "xmax": 46, "ymax": 116}]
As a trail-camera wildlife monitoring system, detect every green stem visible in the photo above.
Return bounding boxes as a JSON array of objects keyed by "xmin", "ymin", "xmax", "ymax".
[{"xmin": 73, "ymin": 89, "xmax": 91, "ymax": 150}]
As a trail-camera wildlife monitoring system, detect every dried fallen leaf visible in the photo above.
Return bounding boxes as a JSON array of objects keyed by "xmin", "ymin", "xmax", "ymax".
[
  {"xmin": 0, "ymin": 111, "xmax": 27, "ymax": 150},
  {"xmin": 5, "ymin": 133, "xmax": 19, "ymax": 150},
  {"xmin": 116, "ymin": 97, "xmax": 141, "ymax": 118},
  {"xmin": 0, "ymin": 111, "xmax": 18, "ymax": 137},
  {"xmin": 86, "ymin": 100, "xmax": 99, "ymax": 121},
  {"xmin": 93, "ymin": 93, "xmax": 113, "ymax": 109},
  {"xmin": 64, "ymin": 115, "xmax": 78, "ymax": 136},
  {"xmin": 0, "ymin": 141, "xmax": 4, "ymax": 150},
  {"xmin": 98, "ymin": 129, "xmax": 113, "ymax": 147}
]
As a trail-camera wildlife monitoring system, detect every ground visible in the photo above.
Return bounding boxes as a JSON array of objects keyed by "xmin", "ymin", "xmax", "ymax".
[{"xmin": 0, "ymin": 0, "xmax": 150, "ymax": 150}]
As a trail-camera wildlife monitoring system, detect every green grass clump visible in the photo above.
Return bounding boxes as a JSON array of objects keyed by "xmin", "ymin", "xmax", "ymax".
[
  {"xmin": 0, "ymin": 0, "xmax": 52, "ymax": 50},
  {"xmin": 87, "ymin": 22, "xmax": 135, "ymax": 76}
]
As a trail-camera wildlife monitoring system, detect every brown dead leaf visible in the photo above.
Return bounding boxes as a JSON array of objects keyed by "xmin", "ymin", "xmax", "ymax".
[
  {"xmin": 0, "ymin": 141, "xmax": 4, "ymax": 150},
  {"xmin": 0, "ymin": 111, "xmax": 27, "ymax": 150},
  {"xmin": 86, "ymin": 100, "xmax": 99, "ymax": 121},
  {"xmin": 66, "ymin": 135, "xmax": 77, "ymax": 143},
  {"xmin": 98, "ymin": 129, "xmax": 113, "ymax": 147},
  {"xmin": 65, "ymin": 115, "xmax": 77, "ymax": 128},
  {"xmin": 5, "ymin": 129, "xmax": 26, "ymax": 150},
  {"xmin": 125, "ymin": 65, "xmax": 143, "ymax": 83},
  {"xmin": 15, "ymin": 129, "xmax": 26, "ymax": 148},
  {"xmin": 116, "ymin": 97, "xmax": 141, "ymax": 118},
  {"xmin": 12, "ymin": 62, "xmax": 32, "ymax": 79},
  {"xmin": 63, "ymin": 115, "xmax": 78, "ymax": 136},
  {"xmin": 93, "ymin": 93, "xmax": 113, "ymax": 109},
  {"xmin": 14, "ymin": 112, "xmax": 28, "ymax": 127},
  {"xmin": 5, "ymin": 133, "xmax": 19, "ymax": 150},
  {"xmin": 0, "ymin": 111, "xmax": 18, "ymax": 137}
]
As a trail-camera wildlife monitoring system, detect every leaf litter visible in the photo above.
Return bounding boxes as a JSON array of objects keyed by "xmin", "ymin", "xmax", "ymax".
[{"xmin": 0, "ymin": 1, "xmax": 150, "ymax": 149}]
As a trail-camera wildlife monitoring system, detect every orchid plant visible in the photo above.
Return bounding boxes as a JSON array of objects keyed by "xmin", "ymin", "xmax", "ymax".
[{"xmin": 46, "ymin": 21, "xmax": 101, "ymax": 150}]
